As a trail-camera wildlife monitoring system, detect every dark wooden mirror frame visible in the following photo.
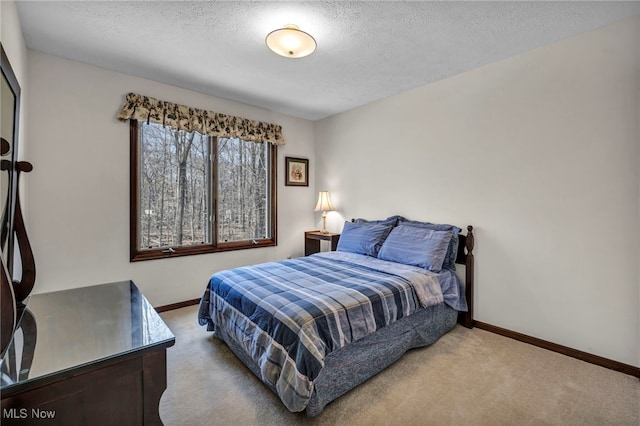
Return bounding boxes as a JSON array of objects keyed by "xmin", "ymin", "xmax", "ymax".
[
  {"xmin": 1, "ymin": 42, "xmax": 36, "ymax": 359},
  {"xmin": 1, "ymin": 43, "xmax": 20, "ymax": 277},
  {"xmin": 1, "ymin": 42, "xmax": 20, "ymax": 358}
]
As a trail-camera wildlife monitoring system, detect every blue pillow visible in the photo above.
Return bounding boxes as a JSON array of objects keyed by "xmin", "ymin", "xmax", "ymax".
[
  {"xmin": 337, "ymin": 221, "xmax": 393, "ymax": 257},
  {"xmin": 377, "ymin": 223, "xmax": 453, "ymax": 272},
  {"xmin": 398, "ymin": 219, "xmax": 461, "ymax": 270},
  {"xmin": 353, "ymin": 215, "xmax": 404, "ymax": 227}
]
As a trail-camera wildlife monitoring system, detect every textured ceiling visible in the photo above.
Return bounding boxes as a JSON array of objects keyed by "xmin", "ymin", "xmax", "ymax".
[{"xmin": 16, "ymin": 1, "xmax": 640, "ymax": 120}]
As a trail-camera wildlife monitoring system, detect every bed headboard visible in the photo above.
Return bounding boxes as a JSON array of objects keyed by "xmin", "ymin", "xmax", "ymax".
[
  {"xmin": 456, "ymin": 226, "xmax": 474, "ymax": 328},
  {"xmin": 455, "ymin": 225, "xmax": 474, "ymax": 265}
]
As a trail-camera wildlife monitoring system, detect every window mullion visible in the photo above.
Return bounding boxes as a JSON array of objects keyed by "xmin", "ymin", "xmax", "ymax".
[{"xmin": 211, "ymin": 136, "xmax": 218, "ymax": 248}]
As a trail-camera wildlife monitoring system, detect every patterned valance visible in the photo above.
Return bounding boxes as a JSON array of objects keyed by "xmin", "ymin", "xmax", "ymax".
[{"xmin": 116, "ymin": 92, "xmax": 285, "ymax": 145}]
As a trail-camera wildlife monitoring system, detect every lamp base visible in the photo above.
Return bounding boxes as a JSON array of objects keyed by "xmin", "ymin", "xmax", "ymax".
[{"xmin": 321, "ymin": 212, "xmax": 328, "ymax": 234}]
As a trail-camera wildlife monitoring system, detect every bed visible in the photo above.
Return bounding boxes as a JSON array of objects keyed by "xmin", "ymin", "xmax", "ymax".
[{"xmin": 198, "ymin": 216, "xmax": 474, "ymax": 416}]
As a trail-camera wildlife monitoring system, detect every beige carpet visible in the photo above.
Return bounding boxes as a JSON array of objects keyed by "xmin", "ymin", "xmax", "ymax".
[{"xmin": 159, "ymin": 306, "xmax": 639, "ymax": 425}]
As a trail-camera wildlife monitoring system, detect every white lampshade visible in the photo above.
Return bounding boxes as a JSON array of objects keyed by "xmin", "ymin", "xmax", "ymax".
[
  {"xmin": 314, "ymin": 191, "xmax": 335, "ymax": 212},
  {"xmin": 265, "ymin": 25, "xmax": 316, "ymax": 58}
]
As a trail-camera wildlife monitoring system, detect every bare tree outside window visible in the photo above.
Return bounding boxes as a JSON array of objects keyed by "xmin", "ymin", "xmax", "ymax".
[
  {"xmin": 131, "ymin": 120, "xmax": 276, "ymax": 261},
  {"xmin": 139, "ymin": 122, "xmax": 209, "ymax": 249},
  {"xmin": 217, "ymin": 137, "xmax": 269, "ymax": 243}
]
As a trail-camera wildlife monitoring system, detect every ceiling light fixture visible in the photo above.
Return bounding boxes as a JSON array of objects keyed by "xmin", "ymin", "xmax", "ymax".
[{"xmin": 265, "ymin": 24, "xmax": 316, "ymax": 59}]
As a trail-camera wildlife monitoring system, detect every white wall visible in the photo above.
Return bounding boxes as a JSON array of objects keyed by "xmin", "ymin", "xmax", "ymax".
[
  {"xmin": 316, "ymin": 17, "xmax": 640, "ymax": 367},
  {"xmin": 26, "ymin": 51, "xmax": 317, "ymax": 306}
]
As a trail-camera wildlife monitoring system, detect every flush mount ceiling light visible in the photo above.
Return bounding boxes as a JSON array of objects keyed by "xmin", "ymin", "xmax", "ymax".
[{"xmin": 265, "ymin": 24, "xmax": 316, "ymax": 58}]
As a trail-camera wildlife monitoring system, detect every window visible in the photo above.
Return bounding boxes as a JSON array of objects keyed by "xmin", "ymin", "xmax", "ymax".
[{"xmin": 130, "ymin": 120, "xmax": 277, "ymax": 261}]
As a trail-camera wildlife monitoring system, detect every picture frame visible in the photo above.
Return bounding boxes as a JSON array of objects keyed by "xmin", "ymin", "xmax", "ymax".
[{"xmin": 285, "ymin": 157, "xmax": 309, "ymax": 187}]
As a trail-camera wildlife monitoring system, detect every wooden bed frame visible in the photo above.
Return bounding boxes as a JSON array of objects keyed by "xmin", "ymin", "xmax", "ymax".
[{"xmin": 456, "ymin": 225, "xmax": 475, "ymax": 328}]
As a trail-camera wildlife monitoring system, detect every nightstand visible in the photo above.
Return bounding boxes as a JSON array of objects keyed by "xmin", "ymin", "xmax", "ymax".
[{"xmin": 305, "ymin": 231, "xmax": 341, "ymax": 256}]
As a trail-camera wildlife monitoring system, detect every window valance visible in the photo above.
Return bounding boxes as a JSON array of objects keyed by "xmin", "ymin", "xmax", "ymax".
[{"xmin": 116, "ymin": 92, "xmax": 285, "ymax": 145}]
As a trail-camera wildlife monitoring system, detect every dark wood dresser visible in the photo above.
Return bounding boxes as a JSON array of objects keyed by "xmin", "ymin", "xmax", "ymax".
[{"xmin": 0, "ymin": 281, "xmax": 175, "ymax": 425}]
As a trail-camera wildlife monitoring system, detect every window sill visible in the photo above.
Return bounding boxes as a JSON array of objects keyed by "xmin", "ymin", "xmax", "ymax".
[{"xmin": 130, "ymin": 240, "xmax": 276, "ymax": 262}]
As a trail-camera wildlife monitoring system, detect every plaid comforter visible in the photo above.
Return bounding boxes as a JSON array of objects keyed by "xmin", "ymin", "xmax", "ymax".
[{"xmin": 198, "ymin": 251, "xmax": 448, "ymax": 412}]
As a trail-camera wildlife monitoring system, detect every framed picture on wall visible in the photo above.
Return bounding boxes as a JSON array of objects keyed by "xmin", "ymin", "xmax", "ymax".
[{"xmin": 285, "ymin": 157, "xmax": 309, "ymax": 187}]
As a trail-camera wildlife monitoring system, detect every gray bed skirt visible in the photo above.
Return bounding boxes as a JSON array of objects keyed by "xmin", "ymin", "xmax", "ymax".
[{"xmin": 214, "ymin": 301, "xmax": 458, "ymax": 417}]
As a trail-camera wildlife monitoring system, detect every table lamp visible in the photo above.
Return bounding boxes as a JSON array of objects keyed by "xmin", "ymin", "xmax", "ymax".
[{"xmin": 314, "ymin": 191, "xmax": 335, "ymax": 234}]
